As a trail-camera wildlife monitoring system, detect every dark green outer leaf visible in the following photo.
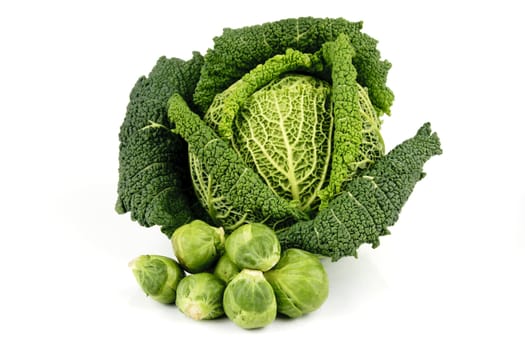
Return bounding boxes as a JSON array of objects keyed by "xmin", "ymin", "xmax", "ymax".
[
  {"xmin": 115, "ymin": 53, "xmax": 208, "ymax": 236},
  {"xmin": 194, "ymin": 17, "xmax": 393, "ymax": 115},
  {"xmin": 277, "ymin": 123, "xmax": 442, "ymax": 261}
]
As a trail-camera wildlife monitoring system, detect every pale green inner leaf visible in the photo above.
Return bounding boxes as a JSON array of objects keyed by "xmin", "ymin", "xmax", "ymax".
[{"xmin": 232, "ymin": 75, "xmax": 333, "ymax": 212}]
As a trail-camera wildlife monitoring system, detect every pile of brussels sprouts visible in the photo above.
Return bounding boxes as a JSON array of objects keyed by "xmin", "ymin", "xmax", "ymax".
[{"xmin": 129, "ymin": 220, "xmax": 329, "ymax": 329}]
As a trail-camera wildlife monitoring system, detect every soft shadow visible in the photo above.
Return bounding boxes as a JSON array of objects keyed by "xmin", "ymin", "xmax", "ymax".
[{"xmin": 320, "ymin": 251, "xmax": 388, "ymax": 314}]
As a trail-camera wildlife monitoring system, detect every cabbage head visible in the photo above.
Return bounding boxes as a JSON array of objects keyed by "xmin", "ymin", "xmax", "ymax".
[
  {"xmin": 189, "ymin": 32, "xmax": 385, "ymax": 230},
  {"xmin": 116, "ymin": 17, "xmax": 442, "ymax": 260}
]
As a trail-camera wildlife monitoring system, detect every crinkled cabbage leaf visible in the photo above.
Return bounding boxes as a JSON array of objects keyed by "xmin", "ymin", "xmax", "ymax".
[{"xmin": 116, "ymin": 17, "xmax": 441, "ymax": 260}]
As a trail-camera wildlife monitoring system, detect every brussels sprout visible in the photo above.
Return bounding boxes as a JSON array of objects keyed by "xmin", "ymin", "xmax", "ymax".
[
  {"xmin": 176, "ymin": 273, "xmax": 226, "ymax": 320},
  {"xmin": 264, "ymin": 248, "xmax": 329, "ymax": 318},
  {"xmin": 171, "ymin": 220, "xmax": 225, "ymax": 273},
  {"xmin": 129, "ymin": 255, "xmax": 185, "ymax": 304},
  {"xmin": 225, "ymin": 223, "xmax": 280, "ymax": 271},
  {"xmin": 223, "ymin": 269, "xmax": 277, "ymax": 329},
  {"xmin": 213, "ymin": 254, "xmax": 241, "ymax": 283}
]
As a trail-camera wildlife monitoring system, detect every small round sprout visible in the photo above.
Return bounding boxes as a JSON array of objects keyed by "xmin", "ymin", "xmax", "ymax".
[
  {"xmin": 213, "ymin": 254, "xmax": 241, "ymax": 283},
  {"xmin": 223, "ymin": 269, "xmax": 277, "ymax": 329},
  {"xmin": 176, "ymin": 273, "xmax": 226, "ymax": 320},
  {"xmin": 129, "ymin": 255, "xmax": 185, "ymax": 304},
  {"xmin": 171, "ymin": 220, "xmax": 225, "ymax": 273},
  {"xmin": 264, "ymin": 248, "xmax": 329, "ymax": 318},
  {"xmin": 225, "ymin": 223, "xmax": 281, "ymax": 271}
]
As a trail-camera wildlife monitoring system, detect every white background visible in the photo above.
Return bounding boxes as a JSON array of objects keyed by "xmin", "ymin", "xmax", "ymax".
[{"xmin": 1, "ymin": 0, "xmax": 524, "ymax": 348}]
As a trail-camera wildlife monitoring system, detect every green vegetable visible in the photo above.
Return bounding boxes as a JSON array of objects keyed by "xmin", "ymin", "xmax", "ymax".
[
  {"xmin": 213, "ymin": 254, "xmax": 241, "ymax": 283},
  {"xmin": 171, "ymin": 220, "xmax": 225, "ymax": 273},
  {"xmin": 264, "ymin": 249, "xmax": 329, "ymax": 318},
  {"xmin": 223, "ymin": 269, "xmax": 277, "ymax": 329},
  {"xmin": 225, "ymin": 223, "xmax": 281, "ymax": 272},
  {"xmin": 116, "ymin": 17, "xmax": 441, "ymax": 261},
  {"xmin": 129, "ymin": 255, "xmax": 185, "ymax": 304},
  {"xmin": 188, "ymin": 32, "xmax": 384, "ymax": 226},
  {"xmin": 176, "ymin": 273, "xmax": 226, "ymax": 320}
]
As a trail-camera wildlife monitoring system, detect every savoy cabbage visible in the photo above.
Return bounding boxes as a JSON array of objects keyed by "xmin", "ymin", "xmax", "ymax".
[{"xmin": 116, "ymin": 17, "xmax": 441, "ymax": 260}]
